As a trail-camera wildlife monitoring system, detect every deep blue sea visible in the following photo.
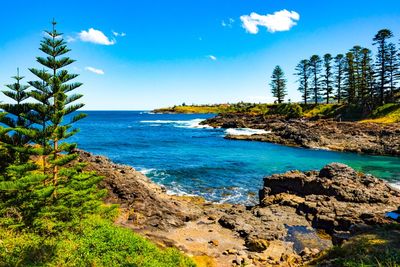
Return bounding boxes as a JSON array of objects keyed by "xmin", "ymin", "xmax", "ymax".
[{"xmin": 72, "ymin": 111, "xmax": 400, "ymax": 205}]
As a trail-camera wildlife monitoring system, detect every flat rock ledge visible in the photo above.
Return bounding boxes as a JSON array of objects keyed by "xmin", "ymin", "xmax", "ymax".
[{"xmin": 76, "ymin": 150, "xmax": 400, "ymax": 266}]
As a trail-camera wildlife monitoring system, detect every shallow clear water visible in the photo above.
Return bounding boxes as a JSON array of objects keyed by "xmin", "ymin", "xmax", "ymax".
[{"xmin": 72, "ymin": 111, "xmax": 400, "ymax": 205}]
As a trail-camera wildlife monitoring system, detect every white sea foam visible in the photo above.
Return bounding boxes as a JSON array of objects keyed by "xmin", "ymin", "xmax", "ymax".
[
  {"xmin": 389, "ymin": 182, "xmax": 400, "ymax": 191},
  {"xmin": 225, "ymin": 128, "xmax": 271, "ymax": 136},
  {"xmin": 140, "ymin": 119, "xmax": 212, "ymax": 129},
  {"xmin": 138, "ymin": 168, "xmax": 156, "ymax": 175}
]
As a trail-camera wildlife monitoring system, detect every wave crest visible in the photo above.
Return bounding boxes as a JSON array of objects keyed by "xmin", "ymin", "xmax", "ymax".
[
  {"xmin": 225, "ymin": 128, "xmax": 271, "ymax": 136},
  {"xmin": 140, "ymin": 119, "xmax": 212, "ymax": 129}
]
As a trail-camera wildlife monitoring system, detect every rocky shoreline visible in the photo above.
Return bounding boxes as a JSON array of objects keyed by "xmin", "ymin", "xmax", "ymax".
[
  {"xmin": 202, "ymin": 113, "xmax": 400, "ymax": 156},
  {"xmin": 77, "ymin": 150, "xmax": 400, "ymax": 266}
]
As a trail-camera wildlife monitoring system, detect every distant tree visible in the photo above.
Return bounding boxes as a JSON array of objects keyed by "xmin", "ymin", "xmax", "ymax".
[
  {"xmin": 373, "ymin": 29, "xmax": 393, "ymax": 104},
  {"xmin": 322, "ymin": 54, "xmax": 333, "ymax": 104},
  {"xmin": 295, "ymin": 59, "xmax": 310, "ymax": 104},
  {"xmin": 334, "ymin": 54, "xmax": 346, "ymax": 103},
  {"xmin": 309, "ymin": 55, "xmax": 322, "ymax": 104},
  {"xmin": 270, "ymin": 65, "xmax": 287, "ymax": 104},
  {"xmin": 387, "ymin": 43, "xmax": 399, "ymax": 101},
  {"xmin": 344, "ymin": 52, "xmax": 357, "ymax": 104},
  {"xmin": 350, "ymin": 46, "xmax": 363, "ymax": 99},
  {"xmin": 360, "ymin": 48, "xmax": 374, "ymax": 108}
]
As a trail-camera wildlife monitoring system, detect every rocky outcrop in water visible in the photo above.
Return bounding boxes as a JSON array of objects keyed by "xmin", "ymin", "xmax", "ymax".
[
  {"xmin": 259, "ymin": 163, "xmax": 400, "ymax": 242},
  {"xmin": 203, "ymin": 113, "xmax": 400, "ymax": 156}
]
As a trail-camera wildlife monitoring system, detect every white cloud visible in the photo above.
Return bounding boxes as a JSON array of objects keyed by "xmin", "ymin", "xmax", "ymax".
[
  {"xmin": 112, "ymin": 31, "xmax": 126, "ymax": 37},
  {"xmin": 222, "ymin": 18, "xmax": 235, "ymax": 28},
  {"xmin": 79, "ymin": 28, "xmax": 115, "ymax": 45},
  {"xmin": 207, "ymin": 55, "xmax": 217, "ymax": 61},
  {"xmin": 240, "ymin": 10, "xmax": 300, "ymax": 34},
  {"xmin": 66, "ymin": 36, "xmax": 76, "ymax": 43},
  {"xmin": 85, "ymin": 66, "xmax": 105, "ymax": 75}
]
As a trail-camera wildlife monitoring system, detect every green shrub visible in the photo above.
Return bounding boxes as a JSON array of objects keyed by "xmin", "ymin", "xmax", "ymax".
[
  {"xmin": 0, "ymin": 215, "xmax": 195, "ymax": 267},
  {"xmin": 274, "ymin": 103, "xmax": 303, "ymax": 118}
]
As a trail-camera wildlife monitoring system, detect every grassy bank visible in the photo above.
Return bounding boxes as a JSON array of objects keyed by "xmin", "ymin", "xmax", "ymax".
[
  {"xmin": 0, "ymin": 214, "xmax": 195, "ymax": 267},
  {"xmin": 153, "ymin": 104, "xmax": 231, "ymax": 114},
  {"xmin": 154, "ymin": 103, "xmax": 400, "ymax": 123},
  {"xmin": 312, "ymin": 224, "xmax": 400, "ymax": 267}
]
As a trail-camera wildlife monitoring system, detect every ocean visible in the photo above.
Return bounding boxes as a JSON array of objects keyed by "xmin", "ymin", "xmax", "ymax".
[{"xmin": 72, "ymin": 111, "xmax": 400, "ymax": 205}]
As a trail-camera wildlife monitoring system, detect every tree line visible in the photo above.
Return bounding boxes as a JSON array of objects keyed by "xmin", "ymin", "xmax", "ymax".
[{"xmin": 270, "ymin": 29, "xmax": 400, "ymax": 111}]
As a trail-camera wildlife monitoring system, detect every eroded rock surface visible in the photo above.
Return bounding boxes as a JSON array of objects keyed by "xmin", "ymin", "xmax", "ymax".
[
  {"xmin": 203, "ymin": 113, "xmax": 400, "ymax": 156},
  {"xmin": 260, "ymin": 163, "xmax": 400, "ymax": 241}
]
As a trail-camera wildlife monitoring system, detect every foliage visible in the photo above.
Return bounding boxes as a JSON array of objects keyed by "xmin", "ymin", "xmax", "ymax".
[
  {"xmin": 0, "ymin": 215, "xmax": 195, "ymax": 267},
  {"xmin": 361, "ymin": 103, "xmax": 400, "ymax": 123},
  {"xmin": 154, "ymin": 104, "xmax": 231, "ymax": 114},
  {"xmin": 293, "ymin": 28, "xmax": 399, "ymax": 109},
  {"xmin": 270, "ymin": 65, "xmax": 287, "ymax": 104},
  {"xmin": 295, "ymin": 59, "xmax": 311, "ymax": 104},
  {"xmin": 274, "ymin": 103, "xmax": 303, "ymax": 119},
  {"xmin": 322, "ymin": 54, "xmax": 334, "ymax": 103},
  {"xmin": 303, "ymin": 104, "xmax": 345, "ymax": 119},
  {"xmin": 312, "ymin": 224, "xmax": 400, "ymax": 267},
  {"xmin": 309, "ymin": 55, "xmax": 323, "ymax": 104}
]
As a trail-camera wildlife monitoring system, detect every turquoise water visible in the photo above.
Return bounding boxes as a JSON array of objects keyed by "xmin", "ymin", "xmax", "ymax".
[{"xmin": 72, "ymin": 111, "xmax": 400, "ymax": 204}]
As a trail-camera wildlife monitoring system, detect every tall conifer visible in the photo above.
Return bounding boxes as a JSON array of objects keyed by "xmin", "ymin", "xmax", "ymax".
[
  {"xmin": 309, "ymin": 55, "xmax": 322, "ymax": 104},
  {"xmin": 270, "ymin": 65, "xmax": 287, "ymax": 104},
  {"xmin": 373, "ymin": 29, "xmax": 393, "ymax": 104},
  {"xmin": 295, "ymin": 60, "xmax": 311, "ymax": 104},
  {"xmin": 334, "ymin": 54, "xmax": 345, "ymax": 103},
  {"xmin": 387, "ymin": 43, "xmax": 399, "ymax": 101},
  {"xmin": 344, "ymin": 52, "xmax": 357, "ymax": 104},
  {"xmin": 28, "ymin": 20, "xmax": 86, "ymax": 193},
  {"xmin": 322, "ymin": 54, "xmax": 333, "ymax": 104}
]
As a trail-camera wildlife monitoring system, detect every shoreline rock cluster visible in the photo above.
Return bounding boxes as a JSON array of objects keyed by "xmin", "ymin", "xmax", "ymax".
[
  {"xmin": 260, "ymin": 163, "xmax": 400, "ymax": 243},
  {"xmin": 202, "ymin": 113, "xmax": 400, "ymax": 156},
  {"xmin": 76, "ymin": 150, "xmax": 400, "ymax": 266}
]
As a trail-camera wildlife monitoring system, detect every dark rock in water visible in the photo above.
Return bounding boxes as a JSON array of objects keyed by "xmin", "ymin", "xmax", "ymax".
[{"xmin": 259, "ymin": 163, "xmax": 400, "ymax": 237}]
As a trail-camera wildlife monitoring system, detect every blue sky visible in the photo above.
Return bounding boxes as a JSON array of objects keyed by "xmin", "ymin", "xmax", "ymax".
[{"xmin": 0, "ymin": 0, "xmax": 399, "ymax": 110}]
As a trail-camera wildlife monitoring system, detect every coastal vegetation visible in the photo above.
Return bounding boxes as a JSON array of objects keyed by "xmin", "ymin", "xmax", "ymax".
[
  {"xmin": 0, "ymin": 21, "xmax": 194, "ymax": 266},
  {"xmin": 272, "ymin": 28, "xmax": 399, "ymax": 112},
  {"xmin": 313, "ymin": 224, "xmax": 400, "ymax": 266},
  {"xmin": 157, "ymin": 28, "xmax": 400, "ymax": 124},
  {"xmin": 155, "ymin": 102, "xmax": 400, "ymax": 123}
]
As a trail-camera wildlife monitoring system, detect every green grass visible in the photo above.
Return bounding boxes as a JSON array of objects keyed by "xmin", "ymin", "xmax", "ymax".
[
  {"xmin": 0, "ymin": 215, "xmax": 195, "ymax": 267},
  {"xmin": 312, "ymin": 224, "xmax": 400, "ymax": 267},
  {"xmin": 361, "ymin": 103, "xmax": 400, "ymax": 123},
  {"xmin": 154, "ymin": 102, "xmax": 400, "ymax": 123},
  {"xmin": 303, "ymin": 104, "xmax": 345, "ymax": 119},
  {"xmin": 153, "ymin": 104, "xmax": 231, "ymax": 114}
]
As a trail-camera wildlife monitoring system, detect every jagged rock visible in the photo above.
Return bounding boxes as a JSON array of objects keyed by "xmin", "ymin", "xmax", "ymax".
[
  {"xmin": 203, "ymin": 113, "xmax": 400, "ymax": 156},
  {"xmin": 245, "ymin": 237, "xmax": 269, "ymax": 252},
  {"xmin": 259, "ymin": 163, "xmax": 400, "ymax": 236},
  {"xmin": 75, "ymin": 149, "xmax": 202, "ymax": 231}
]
